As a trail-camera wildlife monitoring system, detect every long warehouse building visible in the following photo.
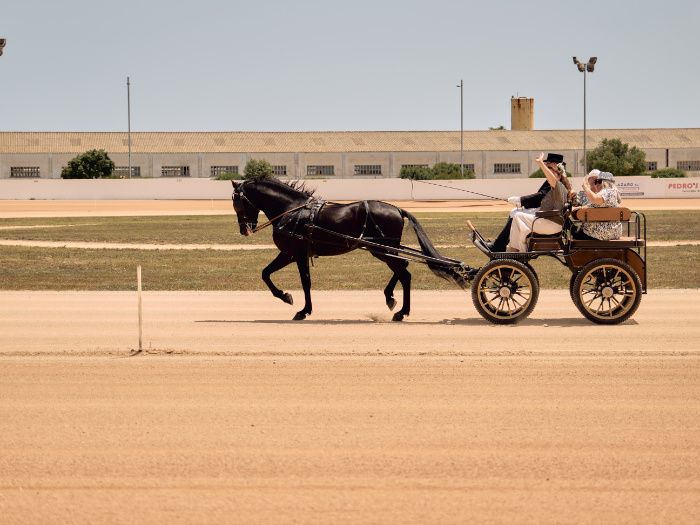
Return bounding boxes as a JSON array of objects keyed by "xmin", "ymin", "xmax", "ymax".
[{"xmin": 1, "ymin": 128, "xmax": 699, "ymax": 179}]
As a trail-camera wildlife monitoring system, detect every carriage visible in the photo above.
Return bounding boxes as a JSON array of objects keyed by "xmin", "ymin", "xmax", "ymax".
[
  {"xmin": 467, "ymin": 206, "xmax": 647, "ymax": 325},
  {"xmin": 231, "ymin": 177, "xmax": 647, "ymax": 325}
]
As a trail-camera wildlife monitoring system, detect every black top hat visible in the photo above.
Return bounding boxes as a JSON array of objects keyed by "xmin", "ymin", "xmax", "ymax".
[{"xmin": 544, "ymin": 153, "xmax": 564, "ymax": 164}]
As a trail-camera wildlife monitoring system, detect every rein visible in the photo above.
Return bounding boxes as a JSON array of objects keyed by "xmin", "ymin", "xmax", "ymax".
[
  {"xmin": 409, "ymin": 178, "xmax": 509, "ymax": 202},
  {"xmin": 251, "ymin": 200, "xmax": 312, "ymax": 234}
]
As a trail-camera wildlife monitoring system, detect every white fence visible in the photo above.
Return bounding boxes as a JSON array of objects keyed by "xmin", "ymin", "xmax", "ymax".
[{"xmin": 0, "ymin": 176, "xmax": 698, "ymax": 200}]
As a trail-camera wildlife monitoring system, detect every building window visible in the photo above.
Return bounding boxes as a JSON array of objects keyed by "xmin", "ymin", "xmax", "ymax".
[
  {"xmin": 401, "ymin": 164, "xmax": 429, "ymax": 169},
  {"xmin": 114, "ymin": 166, "xmax": 141, "ymax": 178},
  {"xmin": 647, "ymin": 161, "xmax": 658, "ymax": 171},
  {"xmin": 307, "ymin": 165, "xmax": 334, "ymax": 177},
  {"xmin": 10, "ymin": 167, "xmax": 41, "ymax": 178},
  {"xmin": 354, "ymin": 164, "xmax": 382, "ymax": 176},
  {"xmin": 272, "ymin": 165, "xmax": 287, "ymax": 176},
  {"xmin": 162, "ymin": 166, "xmax": 190, "ymax": 177},
  {"xmin": 494, "ymin": 163, "xmax": 521, "ymax": 174},
  {"xmin": 210, "ymin": 166, "xmax": 238, "ymax": 178},
  {"xmin": 462, "ymin": 163, "xmax": 476, "ymax": 172},
  {"xmin": 677, "ymin": 160, "xmax": 700, "ymax": 171}
]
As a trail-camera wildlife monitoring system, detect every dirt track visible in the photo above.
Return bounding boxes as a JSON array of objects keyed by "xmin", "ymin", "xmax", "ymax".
[
  {"xmin": 1, "ymin": 290, "xmax": 699, "ymax": 523},
  {"xmin": 2, "ymin": 198, "xmax": 699, "ymax": 523}
]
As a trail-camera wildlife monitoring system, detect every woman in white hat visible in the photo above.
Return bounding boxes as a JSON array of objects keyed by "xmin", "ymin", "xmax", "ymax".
[{"xmin": 572, "ymin": 170, "xmax": 623, "ymax": 240}]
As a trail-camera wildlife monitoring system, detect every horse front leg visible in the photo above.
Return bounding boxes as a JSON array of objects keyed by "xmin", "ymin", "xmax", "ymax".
[
  {"xmin": 262, "ymin": 251, "xmax": 295, "ymax": 305},
  {"xmin": 293, "ymin": 253, "xmax": 312, "ymax": 321}
]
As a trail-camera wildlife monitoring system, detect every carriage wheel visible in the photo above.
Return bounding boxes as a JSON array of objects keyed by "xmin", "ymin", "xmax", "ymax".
[
  {"xmin": 471, "ymin": 260, "xmax": 539, "ymax": 324},
  {"xmin": 569, "ymin": 272, "xmax": 578, "ymax": 303},
  {"xmin": 573, "ymin": 258, "xmax": 642, "ymax": 325}
]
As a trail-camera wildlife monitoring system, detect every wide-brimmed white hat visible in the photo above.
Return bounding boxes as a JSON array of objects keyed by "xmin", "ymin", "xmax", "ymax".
[
  {"xmin": 586, "ymin": 169, "xmax": 601, "ymax": 180},
  {"xmin": 598, "ymin": 171, "xmax": 615, "ymax": 182}
]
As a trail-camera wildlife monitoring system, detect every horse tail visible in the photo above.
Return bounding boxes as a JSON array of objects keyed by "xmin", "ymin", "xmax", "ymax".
[{"xmin": 400, "ymin": 209, "xmax": 471, "ymax": 289}]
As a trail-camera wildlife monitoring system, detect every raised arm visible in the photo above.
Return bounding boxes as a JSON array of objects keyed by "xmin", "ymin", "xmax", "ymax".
[
  {"xmin": 582, "ymin": 177, "xmax": 605, "ymax": 205},
  {"xmin": 535, "ymin": 152, "xmax": 559, "ymax": 188}
]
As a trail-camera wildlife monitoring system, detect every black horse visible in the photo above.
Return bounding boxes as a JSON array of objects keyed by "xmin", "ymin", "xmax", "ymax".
[{"xmin": 232, "ymin": 176, "xmax": 469, "ymax": 321}]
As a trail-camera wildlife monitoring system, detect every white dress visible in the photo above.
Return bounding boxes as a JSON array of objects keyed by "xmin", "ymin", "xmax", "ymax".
[{"xmin": 509, "ymin": 181, "xmax": 567, "ymax": 252}]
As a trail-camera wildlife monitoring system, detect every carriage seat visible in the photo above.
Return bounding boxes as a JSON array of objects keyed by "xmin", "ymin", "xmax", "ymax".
[
  {"xmin": 569, "ymin": 207, "xmax": 645, "ymax": 248},
  {"xmin": 527, "ymin": 210, "xmax": 565, "ymax": 251}
]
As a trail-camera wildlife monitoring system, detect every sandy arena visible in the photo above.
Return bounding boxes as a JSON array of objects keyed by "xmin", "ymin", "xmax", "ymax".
[{"xmin": 1, "ymin": 200, "xmax": 699, "ymax": 523}]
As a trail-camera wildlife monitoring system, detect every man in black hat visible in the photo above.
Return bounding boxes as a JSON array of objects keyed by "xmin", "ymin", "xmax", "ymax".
[{"xmin": 487, "ymin": 153, "xmax": 565, "ymax": 252}]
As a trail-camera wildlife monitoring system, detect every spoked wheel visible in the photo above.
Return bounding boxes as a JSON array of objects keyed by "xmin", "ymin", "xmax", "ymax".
[
  {"xmin": 573, "ymin": 258, "xmax": 642, "ymax": 324},
  {"xmin": 471, "ymin": 260, "xmax": 539, "ymax": 324},
  {"xmin": 569, "ymin": 272, "xmax": 578, "ymax": 303}
]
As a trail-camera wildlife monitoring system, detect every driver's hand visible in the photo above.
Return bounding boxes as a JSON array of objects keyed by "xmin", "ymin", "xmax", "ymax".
[{"xmin": 507, "ymin": 196, "xmax": 521, "ymax": 208}]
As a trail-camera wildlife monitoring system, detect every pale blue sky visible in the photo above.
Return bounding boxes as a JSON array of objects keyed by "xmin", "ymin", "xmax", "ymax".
[{"xmin": 1, "ymin": 0, "xmax": 698, "ymax": 132}]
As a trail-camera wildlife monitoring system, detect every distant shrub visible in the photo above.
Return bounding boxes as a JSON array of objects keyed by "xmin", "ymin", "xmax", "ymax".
[
  {"xmin": 650, "ymin": 168, "xmax": 686, "ymax": 178},
  {"xmin": 243, "ymin": 159, "xmax": 273, "ymax": 179},
  {"xmin": 400, "ymin": 163, "xmax": 474, "ymax": 180},
  {"xmin": 399, "ymin": 166, "xmax": 432, "ymax": 180},
  {"xmin": 431, "ymin": 162, "xmax": 475, "ymax": 179},
  {"xmin": 529, "ymin": 169, "xmax": 546, "ymax": 178},
  {"xmin": 215, "ymin": 171, "xmax": 242, "ymax": 180}
]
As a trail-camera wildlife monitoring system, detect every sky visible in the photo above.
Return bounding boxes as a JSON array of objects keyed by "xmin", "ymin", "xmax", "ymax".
[{"xmin": 1, "ymin": 0, "xmax": 698, "ymax": 132}]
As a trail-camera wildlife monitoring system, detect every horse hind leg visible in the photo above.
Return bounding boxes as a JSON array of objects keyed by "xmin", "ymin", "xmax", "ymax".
[
  {"xmin": 292, "ymin": 253, "xmax": 312, "ymax": 321},
  {"xmin": 373, "ymin": 253, "xmax": 411, "ymax": 321},
  {"xmin": 384, "ymin": 274, "xmax": 399, "ymax": 311},
  {"xmin": 391, "ymin": 263, "xmax": 411, "ymax": 322}
]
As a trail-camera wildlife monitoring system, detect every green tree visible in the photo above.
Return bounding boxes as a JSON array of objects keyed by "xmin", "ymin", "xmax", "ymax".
[
  {"xmin": 529, "ymin": 168, "xmax": 546, "ymax": 178},
  {"xmin": 243, "ymin": 159, "xmax": 274, "ymax": 179},
  {"xmin": 489, "ymin": 125, "xmax": 506, "ymax": 130},
  {"xmin": 585, "ymin": 138, "xmax": 646, "ymax": 176},
  {"xmin": 61, "ymin": 149, "xmax": 115, "ymax": 179}
]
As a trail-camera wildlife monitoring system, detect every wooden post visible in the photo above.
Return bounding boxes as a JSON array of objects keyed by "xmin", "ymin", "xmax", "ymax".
[{"xmin": 137, "ymin": 265, "xmax": 143, "ymax": 352}]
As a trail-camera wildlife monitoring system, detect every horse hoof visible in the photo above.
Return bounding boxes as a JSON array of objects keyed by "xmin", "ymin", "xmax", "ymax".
[
  {"xmin": 281, "ymin": 293, "xmax": 294, "ymax": 305},
  {"xmin": 385, "ymin": 297, "xmax": 397, "ymax": 311},
  {"xmin": 391, "ymin": 312, "xmax": 404, "ymax": 322},
  {"xmin": 293, "ymin": 311, "xmax": 307, "ymax": 321}
]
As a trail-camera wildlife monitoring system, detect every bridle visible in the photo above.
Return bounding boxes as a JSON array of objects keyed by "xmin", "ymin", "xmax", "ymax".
[
  {"xmin": 232, "ymin": 181, "xmax": 313, "ymax": 235},
  {"xmin": 232, "ymin": 182, "xmax": 260, "ymax": 233}
]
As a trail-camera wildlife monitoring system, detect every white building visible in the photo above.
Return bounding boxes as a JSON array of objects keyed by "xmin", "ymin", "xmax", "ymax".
[{"xmin": 1, "ymin": 128, "xmax": 699, "ymax": 179}]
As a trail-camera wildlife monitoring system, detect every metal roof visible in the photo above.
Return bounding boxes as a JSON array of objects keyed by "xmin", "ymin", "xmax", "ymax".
[{"xmin": 0, "ymin": 129, "xmax": 698, "ymax": 154}]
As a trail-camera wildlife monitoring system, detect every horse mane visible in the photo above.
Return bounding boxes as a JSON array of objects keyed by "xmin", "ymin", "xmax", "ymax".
[{"xmin": 247, "ymin": 175, "xmax": 316, "ymax": 198}]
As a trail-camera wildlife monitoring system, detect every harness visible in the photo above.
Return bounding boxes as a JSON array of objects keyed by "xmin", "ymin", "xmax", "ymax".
[{"xmin": 234, "ymin": 183, "xmax": 396, "ymax": 254}]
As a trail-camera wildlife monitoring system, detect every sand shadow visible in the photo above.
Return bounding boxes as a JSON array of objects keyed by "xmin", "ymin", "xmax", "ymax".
[
  {"xmin": 198, "ymin": 318, "xmax": 492, "ymax": 326},
  {"xmin": 196, "ymin": 317, "xmax": 638, "ymax": 327}
]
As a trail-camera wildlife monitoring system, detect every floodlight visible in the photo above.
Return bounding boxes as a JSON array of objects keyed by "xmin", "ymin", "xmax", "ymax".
[
  {"xmin": 0, "ymin": 39, "xmax": 5, "ymax": 56},
  {"xmin": 586, "ymin": 56, "xmax": 597, "ymax": 72}
]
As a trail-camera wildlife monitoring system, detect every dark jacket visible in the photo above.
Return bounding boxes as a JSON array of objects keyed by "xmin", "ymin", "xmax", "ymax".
[{"xmin": 520, "ymin": 180, "xmax": 551, "ymax": 209}]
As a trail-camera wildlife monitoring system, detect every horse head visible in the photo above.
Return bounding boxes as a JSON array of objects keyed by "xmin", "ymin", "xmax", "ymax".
[{"xmin": 231, "ymin": 180, "xmax": 259, "ymax": 236}]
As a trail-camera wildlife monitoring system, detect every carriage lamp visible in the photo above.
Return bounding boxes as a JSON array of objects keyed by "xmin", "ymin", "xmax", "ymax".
[
  {"xmin": 0, "ymin": 39, "xmax": 6, "ymax": 56},
  {"xmin": 573, "ymin": 56, "xmax": 598, "ymax": 173}
]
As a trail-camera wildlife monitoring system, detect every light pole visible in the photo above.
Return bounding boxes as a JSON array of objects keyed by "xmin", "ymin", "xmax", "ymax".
[
  {"xmin": 573, "ymin": 56, "xmax": 597, "ymax": 173},
  {"xmin": 457, "ymin": 79, "xmax": 463, "ymax": 177},
  {"xmin": 127, "ymin": 76, "xmax": 132, "ymax": 178}
]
